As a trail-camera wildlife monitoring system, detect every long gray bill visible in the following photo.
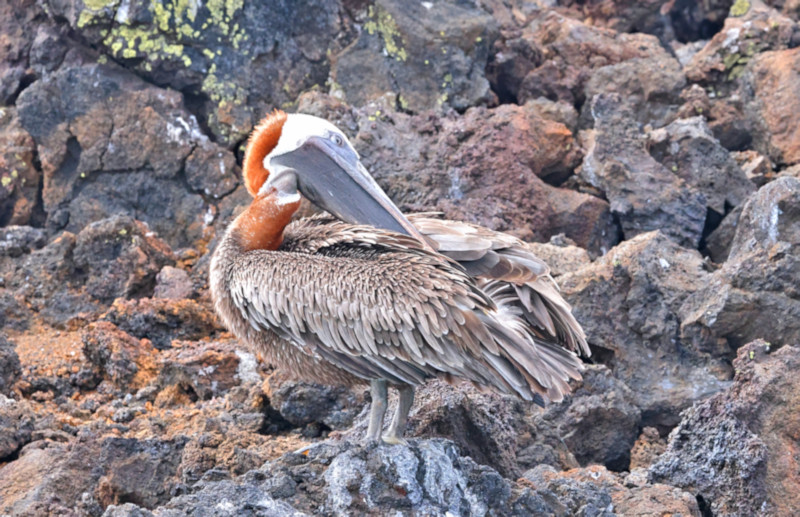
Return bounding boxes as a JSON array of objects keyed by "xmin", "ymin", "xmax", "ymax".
[{"xmin": 270, "ymin": 136, "xmax": 432, "ymax": 248}]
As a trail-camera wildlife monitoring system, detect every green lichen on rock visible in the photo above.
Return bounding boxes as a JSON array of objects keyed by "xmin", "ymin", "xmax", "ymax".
[
  {"xmin": 206, "ymin": 0, "xmax": 244, "ymax": 35},
  {"xmin": 83, "ymin": 0, "xmax": 116, "ymax": 8},
  {"xmin": 201, "ymin": 64, "xmax": 247, "ymax": 105},
  {"xmin": 722, "ymin": 39, "xmax": 765, "ymax": 81},
  {"xmin": 77, "ymin": 0, "xmax": 120, "ymax": 29},
  {"xmin": 364, "ymin": 5, "xmax": 408, "ymax": 62},
  {"xmin": 103, "ymin": 24, "xmax": 189, "ymax": 65},
  {"xmin": 100, "ymin": 0, "xmax": 246, "ymax": 70},
  {"xmin": 730, "ymin": 0, "xmax": 750, "ymax": 17},
  {"xmin": 94, "ymin": 0, "xmax": 254, "ymax": 112},
  {"xmin": 397, "ymin": 94, "xmax": 409, "ymax": 111}
]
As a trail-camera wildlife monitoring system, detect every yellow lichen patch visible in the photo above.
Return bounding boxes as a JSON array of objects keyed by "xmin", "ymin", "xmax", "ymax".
[
  {"xmin": 364, "ymin": 5, "xmax": 408, "ymax": 62},
  {"xmin": 77, "ymin": 0, "xmax": 121, "ymax": 29},
  {"xmin": 103, "ymin": 0, "xmax": 247, "ymax": 70},
  {"xmin": 206, "ymin": 0, "xmax": 244, "ymax": 35},
  {"xmin": 83, "ymin": 0, "xmax": 117, "ymax": 10},
  {"xmin": 397, "ymin": 94, "xmax": 409, "ymax": 110},
  {"xmin": 201, "ymin": 64, "xmax": 246, "ymax": 105},
  {"xmin": 103, "ymin": 24, "xmax": 188, "ymax": 62},
  {"xmin": 1, "ymin": 176, "xmax": 12, "ymax": 188},
  {"xmin": 730, "ymin": 0, "xmax": 750, "ymax": 17},
  {"xmin": 95, "ymin": 0, "xmax": 257, "ymax": 142}
]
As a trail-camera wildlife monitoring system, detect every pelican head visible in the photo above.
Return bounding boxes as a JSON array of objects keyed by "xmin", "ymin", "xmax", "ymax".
[{"xmin": 244, "ymin": 111, "xmax": 425, "ymax": 242}]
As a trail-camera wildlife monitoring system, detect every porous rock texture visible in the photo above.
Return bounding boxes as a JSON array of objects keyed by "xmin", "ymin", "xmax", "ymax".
[{"xmin": 2, "ymin": 0, "xmax": 799, "ymax": 515}]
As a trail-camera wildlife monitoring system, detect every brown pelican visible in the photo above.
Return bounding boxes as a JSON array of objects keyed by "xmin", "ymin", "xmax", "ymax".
[{"xmin": 210, "ymin": 110, "xmax": 589, "ymax": 443}]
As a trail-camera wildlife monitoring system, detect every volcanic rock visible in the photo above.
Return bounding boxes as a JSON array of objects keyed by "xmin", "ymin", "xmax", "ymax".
[
  {"xmin": 158, "ymin": 339, "xmax": 245, "ymax": 401},
  {"xmin": 647, "ymin": 116, "xmax": 756, "ymax": 215},
  {"xmin": 537, "ymin": 366, "xmax": 641, "ymax": 472},
  {"xmin": 102, "ymin": 297, "xmax": 221, "ymax": 350},
  {"xmin": 629, "ymin": 427, "xmax": 667, "ymax": 470},
  {"xmin": 334, "ymin": 0, "xmax": 498, "ymax": 112},
  {"xmin": 0, "ymin": 226, "xmax": 45, "ymax": 258},
  {"xmin": 101, "ymin": 438, "xmax": 700, "ymax": 517},
  {"xmin": 743, "ymin": 46, "xmax": 800, "ymax": 166},
  {"xmin": 74, "ymin": 216, "xmax": 175, "ymax": 303},
  {"xmin": 1, "ymin": 215, "xmax": 175, "ymax": 326},
  {"xmin": 685, "ymin": 0, "xmax": 799, "ymax": 88},
  {"xmin": 676, "ymin": 84, "xmax": 754, "ymax": 151},
  {"xmin": 51, "ymin": 0, "xmax": 346, "ymax": 145},
  {"xmin": 152, "ymin": 266, "xmax": 194, "ymax": 301},
  {"xmin": 582, "ymin": 55, "xmax": 686, "ymax": 129},
  {"xmin": 516, "ymin": 12, "xmax": 670, "ymax": 107},
  {"xmin": 0, "ymin": 108, "xmax": 40, "ymax": 226},
  {"xmin": 650, "ymin": 340, "xmax": 800, "ymax": 515},
  {"xmin": 267, "ymin": 377, "xmax": 364, "ymax": 433},
  {"xmin": 0, "ymin": 335, "xmax": 21, "ymax": 395},
  {"xmin": 0, "ymin": 396, "xmax": 33, "ymax": 461},
  {"xmin": 16, "ymin": 62, "xmax": 232, "ymax": 248},
  {"xmin": 82, "ymin": 321, "xmax": 157, "ymax": 392},
  {"xmin": 579, "ymin": 94, "xmax": 707, "ymax": 248},
  {"xmin": 559, "ymin": 231, "xmax": 731, "ymax": 427},
  {"xmin": 680, "ymin": 176, "xmax": 800, "ymax": 348},
  {"xmin": 0, "ymin": 435, "xmax": 187, "ymax": 515},
  {"xmin": 0, "ymin": 0, "xmax": 51, "ymax": 105},
  {"xmin": 733, "ymin": 149, "xmax": 775, "ymax": 186},
  {"xmin": 704, "ymin": 204, "xmax": 743, "ymax": 262}
]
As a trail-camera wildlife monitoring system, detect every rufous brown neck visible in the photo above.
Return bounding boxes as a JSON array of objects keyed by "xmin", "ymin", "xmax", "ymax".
[{"xmin": 232, "ymin": 187, "xmax": 301, "ymax": 252}]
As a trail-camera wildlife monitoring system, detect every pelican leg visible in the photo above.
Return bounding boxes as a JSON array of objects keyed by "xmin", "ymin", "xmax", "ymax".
[
  {"xmin": 366, "ymin": 379, "xmax": 388, "ymax": 441},
  {"xmin": 382, "ymin": 385, "xmax": 414, "ymax": 445}
]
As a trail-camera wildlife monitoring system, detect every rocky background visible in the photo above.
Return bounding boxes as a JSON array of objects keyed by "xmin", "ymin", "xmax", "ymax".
[{"xmin": 1, "ymin": 0, "xmax": 800, "ymax": 515}]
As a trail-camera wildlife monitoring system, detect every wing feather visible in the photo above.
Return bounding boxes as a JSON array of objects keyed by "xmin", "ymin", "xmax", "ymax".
[{"xmin": 410, "ymin": 214, "xmax": 590, "ymax": 357}]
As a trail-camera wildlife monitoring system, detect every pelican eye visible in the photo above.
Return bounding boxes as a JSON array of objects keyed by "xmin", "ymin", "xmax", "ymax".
[{"xmin": 330, "ymin": 133, "xmax": 344, "ymax": 147}]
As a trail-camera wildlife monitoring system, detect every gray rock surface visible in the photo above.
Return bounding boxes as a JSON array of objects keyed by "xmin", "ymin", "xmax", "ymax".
[
  {"xmin": 0, "ymin": 335, "xmax": 21, "ymax": 396},
  {"xmin": 0, "ymin": 395, "xmax": 32, "ymax": 461},
  {"xmin": 99, "ymin": 438, "xmax": 700, "ymax": 517},
  {"xmin": 16, "ymin": 62, "xmax": 235, "ymax": 248},
  {"xmin": 650, "ymin": 340, "xmax": 800, "ymax": 515},
  {"xmin": 559, "ymin": 231, "xmax": 731, "ymax": 428},
  {"xmin": 49, "ymin": 0, "xmax": 347, "ymax": 146},
  {"xmin": 579, "ymin": 94, "xmax": 707, "ymax": 248},
  {"xmin": 681, "ymin": 176, "xmax": 800, "ymax": 349},
  {"xmin": 0, "ymin": 226, "xmax": 45, "ymax": 258},
  {"xmin": 648, "ymin": 116, "xmax": 756, "ymax": 215}
]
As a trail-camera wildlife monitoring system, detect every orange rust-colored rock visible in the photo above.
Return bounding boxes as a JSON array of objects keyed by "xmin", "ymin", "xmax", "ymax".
[
  {"xmin": 629, "ymin": 426, "xmax": 666, "ymax": 470},
  {"xmin": 12, "ymin": 324, "xmax": 86, "ymax": 386},
  {"xmin": 0, "ymin": 108, "xmax": 40, "ymax": 226},
  {"xmin": 746, "ymin": 47, "xmax": 800, "ymax": 165},
  {"xmin": 81, "ymin": 321, "xmax": 158, "ymax": 391}
]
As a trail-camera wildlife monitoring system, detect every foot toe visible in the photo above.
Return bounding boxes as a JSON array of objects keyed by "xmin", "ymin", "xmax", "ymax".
[{"xmin": 381, "ymin": 434, "xmax": 409, "ymax": 446}]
